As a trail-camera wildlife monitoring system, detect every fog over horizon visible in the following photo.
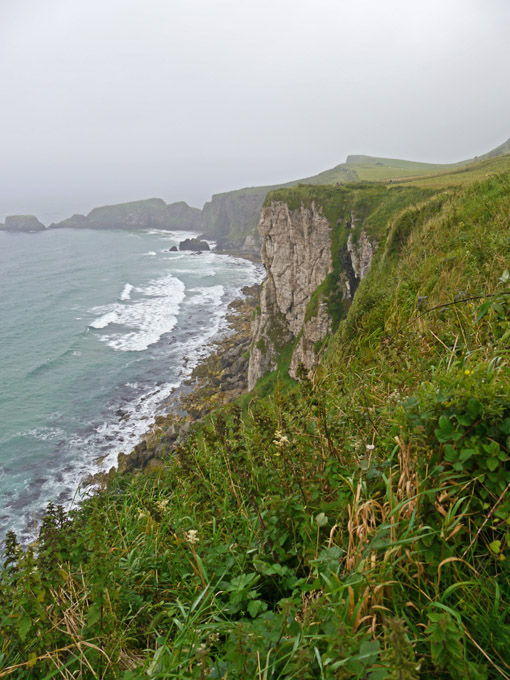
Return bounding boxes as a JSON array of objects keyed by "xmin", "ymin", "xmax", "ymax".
[{"xmin": 1, "ymin": 0, "xmax": 509, "ymax": 224}]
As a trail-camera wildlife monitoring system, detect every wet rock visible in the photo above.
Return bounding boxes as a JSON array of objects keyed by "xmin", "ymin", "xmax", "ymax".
[{"xmin": 179, "ymin": 238, "xmax": 210, "ymax": 251}]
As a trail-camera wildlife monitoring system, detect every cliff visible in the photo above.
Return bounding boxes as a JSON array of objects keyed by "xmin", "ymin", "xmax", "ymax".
[
  {"xmin": 0, "ymin": 215, "xmax": 45, "ymax": 232},
  {"xmin": 192, "ymin": 138, "xmax": 510, "ymax": 248},
  {"xmin": 199, "ymin": 187, "xmax": 268, "ymax": 250},
  {"xmin": 248, "ymin": 183, "xmax": 443, "ymax": 388},
  {"xmin": 247, "ymin": 201, "xmax": 333, "ymax": 388}
]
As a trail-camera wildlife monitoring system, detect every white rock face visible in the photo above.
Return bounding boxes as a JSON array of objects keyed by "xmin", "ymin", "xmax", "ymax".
[
  {"xmin": 248, "ymin": 200, "xmax": 377, "ymax": 388},
  {"xmin": 248, "ymin": 202, "xmax": 332, "ymax": 389},
  {"xmin": 347, "ymin": 230, "xmax": 374, "ymax": 281}
]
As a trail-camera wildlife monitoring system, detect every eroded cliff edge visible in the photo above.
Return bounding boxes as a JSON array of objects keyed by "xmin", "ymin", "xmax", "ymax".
[
  {"xmin": 248, "ymin": 186, "xmax": 381, "ymax": 389},
  {"xmin": 248, "ymin": 202, "xmax": 332, "ymax": 387}
]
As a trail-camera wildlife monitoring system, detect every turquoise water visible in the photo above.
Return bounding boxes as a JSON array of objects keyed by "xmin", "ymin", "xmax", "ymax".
[{"xmin": 0, "ymin": 228, "xmax": 262, "ymax": 542}]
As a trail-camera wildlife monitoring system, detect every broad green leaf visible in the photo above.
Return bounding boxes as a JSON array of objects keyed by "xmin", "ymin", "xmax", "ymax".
[
  {"xmin": 500, "ymin": 418, "xmax": 510, "ymax": 435},
  {"xmin": 315, "ymin": 512, "xmax": 328, "ymax": 527},
  {"xmin": 489, "ymin": 540, "xmax": 501, "ymax": 555},
  {"xmin": 487, "ymin": 457, "xmax": 499, "ymax": 472},
  {"xmin": 475, "ymin": 299, "xmax": 493, "ymax": 323},
  {"xmin": 247, "ymin": 599, "xmax": 267, "ymax": 618},
  {"xmin": 19, "ymin": 614, "xmax": 31, "ymax": 642},
  {"xmin": 467, "ymin": 399, "xmax": 481, "ymax": 420},
  {"xmin": 459, "ymin": 448, "xmax": 475, "ymax": 462},
  {"xmin": 444, "ymin": 445, "xmax": 458, "ymax": 462}
]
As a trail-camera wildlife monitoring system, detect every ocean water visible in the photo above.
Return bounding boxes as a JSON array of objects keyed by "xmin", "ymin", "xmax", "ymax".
[{"xmin": 0, "ymin": 228, "xmax": 263, "ymax": 543}]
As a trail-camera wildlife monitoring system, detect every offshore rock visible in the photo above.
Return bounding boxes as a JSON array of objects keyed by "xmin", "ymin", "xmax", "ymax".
[
  {"xmin": 1, "ymin": 215, "xmax": 45, "ymax": 232},
  {"xmin": 179, "ymin": 238, "xmax": 210, "ymax": 251}
]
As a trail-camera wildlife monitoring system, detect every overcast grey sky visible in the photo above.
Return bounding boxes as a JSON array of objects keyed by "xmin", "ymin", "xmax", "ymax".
[{"xmin": 1, "ymin": 0, "xmax": 509, "ymax": 223}]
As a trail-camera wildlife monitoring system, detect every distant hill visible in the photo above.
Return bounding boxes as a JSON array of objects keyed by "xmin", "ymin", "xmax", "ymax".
[
  {"xmin": 50, "ymin": 199, "xmax": 201, "ymax": 231},
  {"xmin": 199, "ymin": 137, "xmax": 510, "ymax": 248}
]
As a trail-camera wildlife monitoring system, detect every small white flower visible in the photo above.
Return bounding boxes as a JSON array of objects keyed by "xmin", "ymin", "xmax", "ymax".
[
  {"xmin": 365, "ymin": 444, "xmax": 375, "ymax": 451},
  {"xmin": 156, "ymin": 499, "xmax": 169, "ymax": 512},
  {"xmin": 273, "ymin": 430, "xmax": 289, "ymax": 448},
  {"xmin": 185, "ymin": 529, "xmax": 199, "ymax": 545}
]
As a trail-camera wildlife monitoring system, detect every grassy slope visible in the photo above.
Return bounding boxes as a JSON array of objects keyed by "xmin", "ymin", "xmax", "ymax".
[
  {"xmin": 1, "ymin": 162, "xmax": 510, "ymax": 678},
  {"xmin": 203, "ymin": 138, "xmax": 509, "ymax": 244}
]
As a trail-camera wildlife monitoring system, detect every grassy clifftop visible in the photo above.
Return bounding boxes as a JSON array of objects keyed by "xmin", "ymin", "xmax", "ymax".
[
  {"xmin": 200, "ymin": 138, "xmax": 510, "ymax": 247},
  {"xmin": 1, "ymin": 167, "xmax": 510, "ymax": 677}
]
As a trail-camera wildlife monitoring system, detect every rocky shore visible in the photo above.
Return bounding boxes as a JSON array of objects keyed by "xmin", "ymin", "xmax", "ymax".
[{"xmin": 84, "ymin": 283, "xmax": 259, "ymax": 486}]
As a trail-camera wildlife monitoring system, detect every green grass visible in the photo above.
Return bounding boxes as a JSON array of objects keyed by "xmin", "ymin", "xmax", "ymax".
[
  {"xmin": 1, "ymin": 172, "xmax": 510, "ymax": 678},
  {"xmin": 205, "ymin": 138, "xmax": 510, "ymax": 245}
]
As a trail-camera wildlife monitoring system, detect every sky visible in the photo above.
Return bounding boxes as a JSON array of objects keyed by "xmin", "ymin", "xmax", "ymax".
[{"xmin": 1, "ymin": 0, "xmax": 509, "ymax": 224}]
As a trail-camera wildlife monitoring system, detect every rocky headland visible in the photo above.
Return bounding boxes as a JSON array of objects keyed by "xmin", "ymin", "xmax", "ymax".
[{"xmin": 50, "ymin": 198, "xmax": 202, "ymax": 231}]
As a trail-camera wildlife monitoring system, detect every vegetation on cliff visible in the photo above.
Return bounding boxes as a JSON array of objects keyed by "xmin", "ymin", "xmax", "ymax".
[
  {"xmin": 1, "ymin": 160, "xmax": 510, "ymax": 678},
  {"xmin": 197, "ymin": 138, "xmax": 510, "ymax": 248}
]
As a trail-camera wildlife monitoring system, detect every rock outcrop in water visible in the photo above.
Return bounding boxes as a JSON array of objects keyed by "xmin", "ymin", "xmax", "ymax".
[
  {"xmin": 179, "ymin": 238, "xmax": 210, "ymax": 251},
  {"xmin": 0, "ymin": 215, "xmax": 45, "ymax": 232},
  {"xmin": 50, "ymin": 199, "xmax": 201, "ymax": 231}
]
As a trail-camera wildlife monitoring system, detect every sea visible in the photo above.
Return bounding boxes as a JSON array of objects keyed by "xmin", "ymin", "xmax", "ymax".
[{"xmin": 0, "ymin": 228, "xmax": 263, "ymax": 544}]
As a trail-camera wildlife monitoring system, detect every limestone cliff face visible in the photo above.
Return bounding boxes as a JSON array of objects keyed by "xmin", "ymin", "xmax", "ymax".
[
  {"xmin": 347, "ymin": 230, "xmax": 374, "ymax": 282},
  {"xmin": 248, "ymin": 201, "xmax": 377, "ymax": 389},
  {"xmin": 200, "ymin": 188, "xmax": 268, "ymax": 248},
  {"xmin": 248, "ymin": 202, "xmax": 332, "ymax": 389},
  {"xmin": 289, "ymin": 228, "xmax": 376, "ymax": 377}
]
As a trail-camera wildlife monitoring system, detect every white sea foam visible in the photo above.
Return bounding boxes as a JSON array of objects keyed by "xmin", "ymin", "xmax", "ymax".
[
  {"xmin": 187, "ymin": 284, "xmax": 224, "ymax": 306},
  {"xmin": 120, "ymin": 283, "xmax": 134, "ymax": 301},
  {"xmin": 144, "ymin": 251, "xmax": 158, "ymax": 256},
  {"xmin": 42, "ymin": 378, "xmax": 182, "ymax": 502},
  {"xmin": 89, "ymin": 310, "xmax": 118, "ymax": 329},
  {"xmin": 171, "ymin": 268, "xmax": 217, "ymax": 277},
  {"xmin": 23, "ymin": 426, "xmax": 68, "ymax": 442},
  {"xmin": 89, "ymin": 274, "xmax": 185, "ymax": 351}
]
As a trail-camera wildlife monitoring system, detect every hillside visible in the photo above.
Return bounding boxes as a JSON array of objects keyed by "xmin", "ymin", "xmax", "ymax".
[
  {"xmin": 198, "ymin": 137, "xmax": 510, "ymax": 248},
  {"xmin": 1, "ymin": 154, "xmax": 509, "ymax": 677}
]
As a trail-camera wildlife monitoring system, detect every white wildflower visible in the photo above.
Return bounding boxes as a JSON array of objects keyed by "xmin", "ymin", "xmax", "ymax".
[
  {"xmin": 365, "ymin": 444, "xmax": 375, "ymax": 451},
  {"xmin": 185, "ymin": 529, "xmax": 199, "ymax": 545},
  {"xmin": 156, "ymin": 499, "xmax": 169, "ymax": 513},
  {"xmin": 273, "ymin": 430, "xmax": 289, "ymax": 448}
]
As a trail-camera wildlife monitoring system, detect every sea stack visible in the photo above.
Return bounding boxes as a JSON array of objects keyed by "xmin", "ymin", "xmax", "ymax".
[{"xmin": 1, "ymin": 215, "xmax": 46, "ymax": 232}]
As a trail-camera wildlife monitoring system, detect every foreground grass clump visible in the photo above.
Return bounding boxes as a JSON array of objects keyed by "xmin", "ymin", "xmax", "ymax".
[{"xmin": 1, "ymin": 173, "xmax": 509, "ymax": 678}]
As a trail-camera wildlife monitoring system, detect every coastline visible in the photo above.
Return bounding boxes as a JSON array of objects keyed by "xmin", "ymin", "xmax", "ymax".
[{"xmin": 83, "ymin": 281, "xmax": 260, "ymax": 487}]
